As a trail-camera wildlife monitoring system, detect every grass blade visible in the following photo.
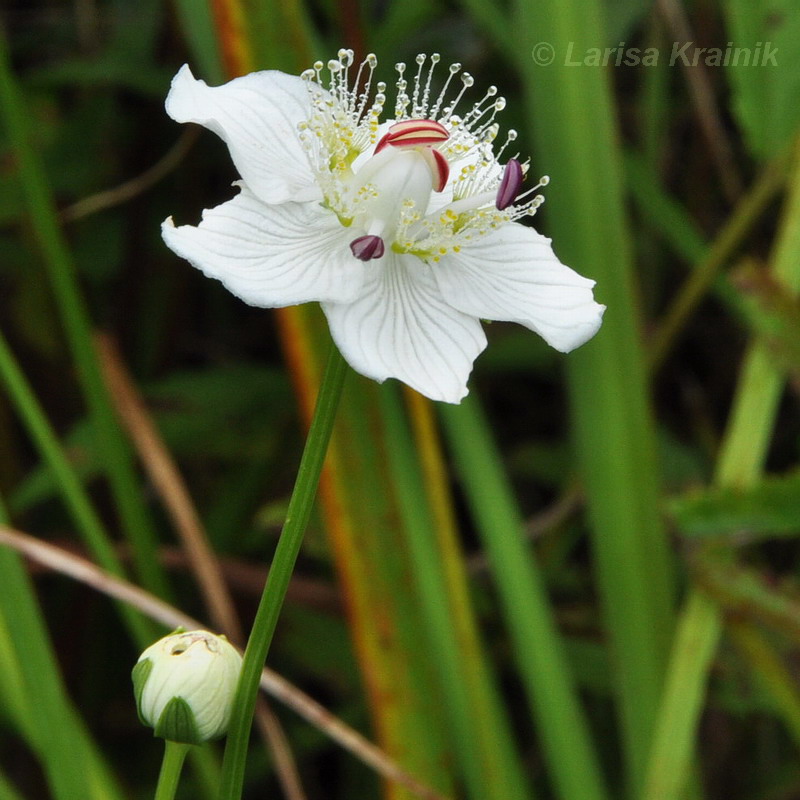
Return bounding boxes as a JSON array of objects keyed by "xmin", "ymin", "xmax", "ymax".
[
  {"xmin": 0, "ymin": 503, "xmax": 125, "ymax": 800},
  {"xmin": 0, "ymin": 330, "xmax": 152, "ymax": 642},
  {"xmin": 0, "ymin": 27, "xmax": 168, "ymax": 601},
  {"xmin": 505, "ymin": 1, "xmax": 676, "ymax": 793},
  {"xmin": 382, "ymin": 386, "xmax": 534, "ymax": 800},
  {"xmin": 440, "ymin": 395, "xmax": 609, "ymax": 800},
  {"xmin": 643, "ymin": 138, "xmax": 800, "ymax": 800}
]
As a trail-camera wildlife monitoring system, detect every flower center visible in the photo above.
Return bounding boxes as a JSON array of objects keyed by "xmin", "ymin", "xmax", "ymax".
[
  {"xmin": 299, "ymin": 51, "xmax": 550, "ymax": 263},
  {"xmin": 347, "ymin": 119, "xmax": 451, "ymax": 260}
]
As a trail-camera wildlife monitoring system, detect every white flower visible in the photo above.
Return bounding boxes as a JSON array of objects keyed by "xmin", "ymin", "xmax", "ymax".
[
  {"xmin": 162, "ymin": 50, "xmax": 605, "ymax": 403},
  {"xmin": 132, "ymin": 630, "xmax": 242, "ymax": 744}
]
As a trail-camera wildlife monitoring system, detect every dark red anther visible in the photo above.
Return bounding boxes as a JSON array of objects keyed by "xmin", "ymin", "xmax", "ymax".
[
  {"xmin": 495, "ymin": 158, "xmax": 524, "ymax": 210},
  {"xmin": 350, "ymin": 234, "xmax": 386, "ymax": 261}
]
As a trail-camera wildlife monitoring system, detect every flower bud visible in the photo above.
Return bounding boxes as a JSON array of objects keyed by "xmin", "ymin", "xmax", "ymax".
[{"xmin": 132, "ymin": 629, "xmax": 242, "ymax": 744}]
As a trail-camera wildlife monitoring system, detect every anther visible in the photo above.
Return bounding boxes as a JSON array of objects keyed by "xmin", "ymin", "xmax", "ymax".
[
  {"xmin": 495, "ymin": 158, "xmax": 524, "ymax": 210},
  {"xmin": 350, "ymin": 235, "xmax": 386, "ymax": 261},
  {"xmin": 374, "ymin": 118, "xmax": 450, "ymax": 153},
  {"xmin": 420, "ymin": 147, "xmax": 450, "ymax": 192}
]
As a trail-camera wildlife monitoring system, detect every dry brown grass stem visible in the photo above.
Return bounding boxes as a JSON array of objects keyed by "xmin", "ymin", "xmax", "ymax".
[
  {"xmin": 0, "ymin": 525, "xmax": 449, "ymax": 800},
  {"xmin": 60, "ymin": 128, "xmax": 199, "ymax": 222},
  {"xmin": 655, "ymin": 0, "xmax": 742, "ymax": 202}
]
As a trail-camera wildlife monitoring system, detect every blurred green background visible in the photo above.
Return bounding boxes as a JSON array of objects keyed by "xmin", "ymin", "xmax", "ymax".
[{"xmin": 2, "ymin": 1, "xmax": 800, "ymax": 799}]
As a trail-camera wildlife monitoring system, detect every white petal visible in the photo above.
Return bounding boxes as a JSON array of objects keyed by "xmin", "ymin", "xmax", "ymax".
[
  {"xmin": 322, "ymin": 254, "xmax": 487, "ymax": 403},
  {"xmin": 434, "ymin": 223, "xmax": 605, "ymax": 352},
  {"xmin": 166, "ymin": 64, "xmax": 319, "ymax": 204},
  {"xmin": 162, "ymin": 184, "xmax": 365, "ymax": 307}
]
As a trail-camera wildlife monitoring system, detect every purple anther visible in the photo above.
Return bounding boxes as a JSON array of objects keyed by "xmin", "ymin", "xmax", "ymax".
[
  {"xmin": 495, "ymin": 158, "xmax": 524, "ymax": 210},
  {"xmin": 350, "ymin": 234, "xmax": 386, "ymax": 261}
]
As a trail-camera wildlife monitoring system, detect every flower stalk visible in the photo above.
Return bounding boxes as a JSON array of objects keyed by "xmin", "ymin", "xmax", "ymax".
[
  {"xmin": 218, "ymin": 342, "xmax": 348, "ymax": 800},
  {"xmin": 154, "ymin": 742, "xmax": 190, "ymax": 800}
]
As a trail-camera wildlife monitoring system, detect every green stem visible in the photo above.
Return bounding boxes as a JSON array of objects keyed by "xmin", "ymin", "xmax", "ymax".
[
  {"xmin": 155, "ymin": 742, "xmax": 190, "ymax": 800},
  {"xmin": 218, "ymin": 344, "xmax": 347, "ymax": 800}
]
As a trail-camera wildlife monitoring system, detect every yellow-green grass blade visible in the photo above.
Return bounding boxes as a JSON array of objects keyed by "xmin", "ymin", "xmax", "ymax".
[
  {"xmin": 0, "ymin": 330, "xmax": 153, "ymax": 643},
  {"xmin": 0, "ymin": 770, "xmax": 24, "ymax": 800}
]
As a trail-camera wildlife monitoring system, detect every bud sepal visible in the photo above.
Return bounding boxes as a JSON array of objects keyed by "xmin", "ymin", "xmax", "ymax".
[
  {"xmin": 154, "ymin": 697, "xmax": 202, "ymax": 744},
  {"xmin": 133, "ymin": 629, "xmax": 242, "ymax": 745}
]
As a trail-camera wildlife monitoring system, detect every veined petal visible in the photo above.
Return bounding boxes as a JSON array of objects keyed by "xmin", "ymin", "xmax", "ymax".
[
  {"xmin": 166, "ymin": 65, "xmax": 319, "ymax": 204},
  {"xmin": 434, "ymin": 223, "xmax": 605, "ymax": 352},
  {"xmin": 322, "ymin": 254, "xmax": 487, "ymax": 403},
  {"xmin": 162, "ymin": 185, "xmax": 365, "ymax": 307}
]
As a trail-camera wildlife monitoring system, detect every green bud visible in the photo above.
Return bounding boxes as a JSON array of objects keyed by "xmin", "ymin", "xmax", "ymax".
[{"xmin": 132, "ymin": 629, "xmax": 242, "ymax": 744}]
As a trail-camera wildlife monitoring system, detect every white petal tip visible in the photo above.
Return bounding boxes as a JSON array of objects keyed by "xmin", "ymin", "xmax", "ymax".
[
  {"xmin": 172, "ymin": 63, "xmax": 194, "ymax": 82},
  {"xmin": 552, "ymin": 302, "xmax": 606, "ymax": 353},
  {"xmin": 406, "ymin": 379, "xmax": 471, "ymax": 404},
  {"xmin": 165, "ymin": 64, "xmax": 206, "ymax": 123},
  {"xmin": 439, "ymin": 387, "xmax": 470, "ymax": 404}
]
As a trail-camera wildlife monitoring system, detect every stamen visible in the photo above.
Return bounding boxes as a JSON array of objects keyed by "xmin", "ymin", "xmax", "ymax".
[
  {"xmin": 354, "ymin": 54, "xmax": 377, "ymax": 121},
  {"xmin": 412, "ymin": 54, "xmax": 426, "ymax": 116},
  {"xmin": 440, "ymin": 72, "xmax": 474, "ymax": 124},
  {"xmin": 514, "ymin": 173, "xmax": 549, "ymax": 205},
  {"xmin": 297, "ymin": 52, "xmax": 547, "ymax": 261},
  {"xmin": 420, "ymin": 53, "xmax": 440, "ymax": 117},
  {"xmin": 327, "ymin": 60, "xmax": 341, "ymax": 84},
  {"xmin": 350, "ymin": 234, "xmax": 385, "ymax": 261},
  {"xmin": 429, "ymin": 63, "xmax": 460, "ymax": 119},
  {"xmin": 462, "ymin": 85, "xmax": 497, "ymax": 128},
  {"xmin": 472, "ymin": 97, "xmax": 505, "ymax": 139},
  {"xmin": 496, "ymin": 159, "xmax": 524, "ymax": 210},
  {"xmin": 495, "ymin": 128, "xmax": 517, "ymax": 161},
  {"xmin": 394, "ymin": 62, "xmax": 409, "ymax": 119},
  {"xmin": 337, "ymin": 49, "xmax": 354, "ymax": 97}
]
